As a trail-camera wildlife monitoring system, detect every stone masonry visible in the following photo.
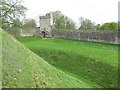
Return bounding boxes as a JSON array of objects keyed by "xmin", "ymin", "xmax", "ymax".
[{"xmin": 51, "ymin": 30, "xmax": 119, "ymax": 44}]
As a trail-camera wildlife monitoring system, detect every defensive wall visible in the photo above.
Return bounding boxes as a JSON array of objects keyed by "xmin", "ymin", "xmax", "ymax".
[
  {"xmin": 5, "ymin": 27, "xmax": 119, "ymax": 44},
  {"xmin": 51, "ymin": 30, "xmax": 120, "ymax": 44}
]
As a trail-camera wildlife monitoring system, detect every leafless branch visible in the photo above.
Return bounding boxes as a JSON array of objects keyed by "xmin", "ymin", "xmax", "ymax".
[{"xmin": 2, "ymin": 0, "xmax": 18, "ymax": 17}]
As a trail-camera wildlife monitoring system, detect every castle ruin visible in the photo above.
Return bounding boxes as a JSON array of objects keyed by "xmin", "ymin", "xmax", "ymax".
[
  {"xmin": 39, "ymin": 12, "xmax": 119, "ymax": 44},
  {"xmin": 39, "ymin": 13, "xmax": 53, "ymax": 37}
]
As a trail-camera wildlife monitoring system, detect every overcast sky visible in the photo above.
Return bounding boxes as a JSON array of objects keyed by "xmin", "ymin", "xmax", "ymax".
[{"xmin": 23, "ymin": 0, "xmax": 119, "ymax": 27}]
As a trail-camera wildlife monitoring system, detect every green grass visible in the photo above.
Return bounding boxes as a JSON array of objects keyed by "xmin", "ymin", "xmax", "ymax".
[
  {"xmin": 2, "ymin": 29, "xmax": 95, "ymax": 88},
  {"xmin": 18, "ymin": 36, "xmax": 118, "ymax": 88}
]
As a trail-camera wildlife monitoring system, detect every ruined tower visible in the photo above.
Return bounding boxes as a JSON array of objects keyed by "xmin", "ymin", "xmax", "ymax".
[{"xmin": 39, "ymin": 13, "xmax": 53, "ymax": 37}]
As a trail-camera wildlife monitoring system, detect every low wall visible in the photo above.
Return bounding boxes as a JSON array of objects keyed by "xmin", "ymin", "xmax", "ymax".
[
  {"xmin": 51, "ymin": 30, "xmax": 120, "ymax": 44},
  {"xmin": 4, "ymin": 28, "xmax": 39, "ymax": 37},
  {"xmin": 20, "ymin": 28, "xmax": 39, "ymax": 36},
  {"xmin": 4, "ymin": 28, "xmax": 21, "ymax": 37}
]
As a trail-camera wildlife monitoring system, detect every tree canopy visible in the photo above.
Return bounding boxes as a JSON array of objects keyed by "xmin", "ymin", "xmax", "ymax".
[
  {"xmin": 47, "ymin": 11, "xmax": 75, "ymax": 30},
  {"xmin": 98, "ymin": 22, "xmax": 118, "ymax": 30},
  {"xmin": 79, "ymin": 17, "xmax": 95, "ymax": 30},
  {"xmin": 23, "ymin": 19, "xmax": 36, "ymax": 28},
  {"xmin": 1, "ymin": 0, "xmax": 27, "ymax": 29},
  {"xmin": 54, "ymin": 15, "xmax": 66, "ymax": 30}
]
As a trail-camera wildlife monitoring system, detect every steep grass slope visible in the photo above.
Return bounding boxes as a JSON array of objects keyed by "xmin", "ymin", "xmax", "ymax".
[
  {"xmin": 2, "ymin": 29, "xmax": 92, "ymax": 88},
  {"xmin": 18, "ymin": 37, "xmax": 118, "ymax": 88}
]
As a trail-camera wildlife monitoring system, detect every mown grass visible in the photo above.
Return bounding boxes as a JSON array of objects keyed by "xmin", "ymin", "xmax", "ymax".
[
  {"xmin": 2, "ymin": 29, "xmax": 93, "ymax": 88},
  {"xmin": 18, "ymin": 36, "xmax": 118, "ymax": 88}
]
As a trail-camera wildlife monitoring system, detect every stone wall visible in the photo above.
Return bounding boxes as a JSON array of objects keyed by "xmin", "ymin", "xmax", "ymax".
[
  {"xmin": 20, "ymin": 28, "xmax": 39, "ymax": 36},
  {"xmin": 4, "ymin": 28, "xmax": 21, "ymax": 37},
  {"xmin": 51, "ymin": 30, "xmax": 120, "ymax": 44},
  {"xmin": 5, "ymin": 28, "xmax": 39, "ymax": 37}
]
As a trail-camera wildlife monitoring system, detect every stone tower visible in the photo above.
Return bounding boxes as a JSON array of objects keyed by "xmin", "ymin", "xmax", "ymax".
[{"xmin": 39, "ymin": 13, "xmax": 53, "ymax": 37}]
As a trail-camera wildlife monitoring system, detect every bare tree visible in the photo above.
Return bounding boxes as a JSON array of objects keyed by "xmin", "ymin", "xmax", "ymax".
[
  {"xmin": 1, "ymin": 0, "xmax": 27, "ymax": 29},
  {"xmin": 79, "ymin": 17, "xmax": 95, "ymax": 30}
]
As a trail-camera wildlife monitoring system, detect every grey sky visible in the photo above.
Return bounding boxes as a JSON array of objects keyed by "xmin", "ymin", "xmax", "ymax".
[{"xmin": 23, "ymin": 0, "xmax": 119, "ymax": 27}]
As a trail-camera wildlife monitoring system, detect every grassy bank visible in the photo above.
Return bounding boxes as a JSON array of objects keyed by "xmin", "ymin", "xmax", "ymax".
[
  {"xmin": 2, "ymin": 29, "xmax": 92, "ymax": 88},
  {"xmin": 18, "ymin": 36, "xmax": 118, "ymax": 88}
]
